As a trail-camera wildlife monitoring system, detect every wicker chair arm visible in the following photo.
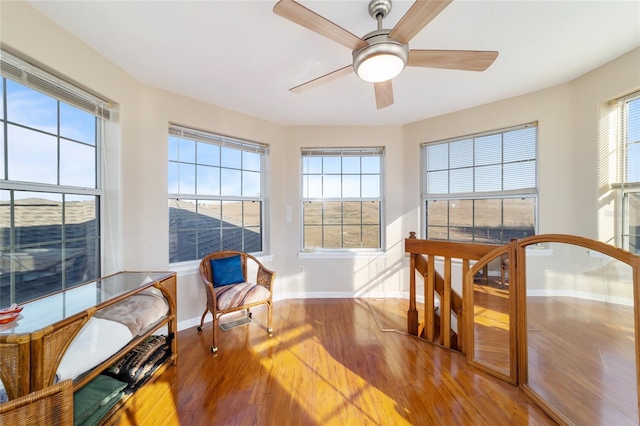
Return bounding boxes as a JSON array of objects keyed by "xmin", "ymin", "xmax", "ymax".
[
  {"xmin": 198, "ymin": 260, "xmax": 218, "ymax": 309},
  {"xmin": 256, "ymin": 265, "xmax": 276, "ymax": 291}
]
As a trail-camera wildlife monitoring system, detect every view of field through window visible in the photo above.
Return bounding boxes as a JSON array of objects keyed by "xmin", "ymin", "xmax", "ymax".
[
  {"xmin": 303, "ymin": 201, "xmax": 380, "ymax": 249},
  {"xmin": 426, "ymin": 197, "xmax": 536, "ymax": 244},
  {"xmin": 302, "ymin": 148, "xmax": 383, "ymax": 250}
]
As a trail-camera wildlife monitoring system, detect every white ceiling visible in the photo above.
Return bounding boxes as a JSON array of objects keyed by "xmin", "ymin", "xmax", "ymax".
[{"xmin": 27, "ymin": 0, "xmax": 640, "ymax": 126}]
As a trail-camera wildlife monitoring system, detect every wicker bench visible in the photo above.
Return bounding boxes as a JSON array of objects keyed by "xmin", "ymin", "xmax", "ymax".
[{"xmin": 0, "ymin": 379, "xmax": 73, "ymax": 426}]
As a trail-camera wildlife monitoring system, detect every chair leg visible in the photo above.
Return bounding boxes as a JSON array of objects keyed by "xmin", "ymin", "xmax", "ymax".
[
  {"xmin": 212, "ymin": 315, "xmax": 219, "ymax": 354},
  {"xmin": 197, "ymin": 308, "xmax": 209, "ymax": 332},
  {"xmin": 267, "ymin": 302, "xmax": 273, "ymax": 336}
]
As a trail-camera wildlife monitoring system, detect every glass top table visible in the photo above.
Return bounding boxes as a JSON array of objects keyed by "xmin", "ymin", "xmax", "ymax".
[{"xmin": 0, "ymin": 271, "xmax": 173, "ymax": 335}]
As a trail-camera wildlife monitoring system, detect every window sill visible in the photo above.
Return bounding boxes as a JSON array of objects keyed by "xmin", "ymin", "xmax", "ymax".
[
  {"xmin": 170, "ymin": 254, "xmax": 273, "ymax": 275},
  {"xmin": 298, "ymin": 251, "xmax": 386, "ymax": 259},
  {"xmin": 169, "ymin": 260, "xmax": 200, "ymax": 274}
]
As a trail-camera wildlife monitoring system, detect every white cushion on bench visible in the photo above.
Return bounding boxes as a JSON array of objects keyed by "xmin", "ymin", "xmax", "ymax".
[{"xmin": 57, "ymin": 317, "xmax": 133, "ymax": 381}]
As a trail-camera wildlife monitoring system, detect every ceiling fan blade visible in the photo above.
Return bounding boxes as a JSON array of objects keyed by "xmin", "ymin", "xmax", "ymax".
[
  {"xmin": 407, "ymin": 50, "xmax": 499, "ymax": 71},
  {"xmin": 290, "ymin": 65, "xmax": 354, "ymax": 93},
  {"xmin": 273, "ymin": 0, "xmax": 367, "ymax": 51},
  {"xmin": 374, "ymin": 80, "xmax": 394, "ymax": 109},
  {"xmin": 389, "ymin": 0, "xmax": 453, "ymax": 44}
]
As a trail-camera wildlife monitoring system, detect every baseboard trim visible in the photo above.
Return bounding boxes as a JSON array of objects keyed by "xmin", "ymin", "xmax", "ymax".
[{"xmin": 526, "ymin": 289, "xmax": 633, "ymax": 306}]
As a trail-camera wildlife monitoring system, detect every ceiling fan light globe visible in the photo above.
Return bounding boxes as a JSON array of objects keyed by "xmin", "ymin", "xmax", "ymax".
[
  {"xmin": 357, "ymin": 53, "xmax": 405, "ymax": 82},
  {"xmin": 352, "ymin": 31, "xmax": 408, "ymax": 83}
]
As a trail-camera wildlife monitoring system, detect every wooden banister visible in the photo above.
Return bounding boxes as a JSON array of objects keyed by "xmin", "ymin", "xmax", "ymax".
[
  {"xmin": 412, "ymin": 253, "xmax": 465, "ymax": 350},
  {"xmin": 405, "ymin": 235, "xmax": 497, "ymax": 352}
]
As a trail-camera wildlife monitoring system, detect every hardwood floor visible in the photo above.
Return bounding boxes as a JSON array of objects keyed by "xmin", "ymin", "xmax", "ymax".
[{"xmin": 169, "ymin": 298, "xmax": 555, "ymax": 425}]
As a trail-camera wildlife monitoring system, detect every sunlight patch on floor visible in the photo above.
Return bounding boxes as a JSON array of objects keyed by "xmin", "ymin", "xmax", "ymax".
[{"xmin": 252, "ymin": 319, "xmax": 413, "ymax": 424}]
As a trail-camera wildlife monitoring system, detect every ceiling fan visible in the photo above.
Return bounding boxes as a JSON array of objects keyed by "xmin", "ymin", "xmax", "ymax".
[{"xmin": 273, "ymin": 0, "xmax": 499, "ymax": 109}]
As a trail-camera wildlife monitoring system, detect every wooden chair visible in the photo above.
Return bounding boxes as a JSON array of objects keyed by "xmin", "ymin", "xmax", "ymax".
[
  {"xmin": 197, "ymin": 250, "xmax": 275, "ymax": 353},
  {"xmin": 0, "ymin": 379, "xmax": 73, "ymax": 425}
]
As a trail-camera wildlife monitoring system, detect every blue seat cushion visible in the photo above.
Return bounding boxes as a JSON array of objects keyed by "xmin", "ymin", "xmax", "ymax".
[{"xmin": 210, "ymin": 255, "xmax": 245, "ymax": 288}]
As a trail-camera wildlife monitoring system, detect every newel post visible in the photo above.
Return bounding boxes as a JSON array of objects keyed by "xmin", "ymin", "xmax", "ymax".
[{"xmin": 407, "ymin": 232, "xmax": 419, "ymax": 336}]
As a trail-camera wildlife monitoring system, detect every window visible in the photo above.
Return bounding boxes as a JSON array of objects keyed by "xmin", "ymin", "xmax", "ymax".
[
  {"xmin": 168, "ymin": 125, "xmax": 267, "ymax": 263},
  {"xmin": 301, "ymin": 148, "xmax": 384, "ymax": 250},
  {"xmin": 0, "ymin": 50, "xmax": 108, "ymax": 306},
  {"xmin": 422, "ymin": 123, "xmax": 537, "ymax": 244},
  {"xmin": 618, "ymin": 92, "xmax": 640, "ymax": 253}
]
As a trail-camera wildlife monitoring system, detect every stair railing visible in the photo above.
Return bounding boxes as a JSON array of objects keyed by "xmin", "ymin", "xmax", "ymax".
[{"xmin": 405, "ymin": 232, "xmax": 497, "ymax": 353}]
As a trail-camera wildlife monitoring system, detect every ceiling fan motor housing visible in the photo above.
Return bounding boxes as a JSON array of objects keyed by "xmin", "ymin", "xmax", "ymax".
[
  {"xmin": 352, "ymin": 30, "xmax": 409, "ymax": 83},
  {"xmin": 368, "ymin": 0, "xmax": 392, "ymax": 20}
]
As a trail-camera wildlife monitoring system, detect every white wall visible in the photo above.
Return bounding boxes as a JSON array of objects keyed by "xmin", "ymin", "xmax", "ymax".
[
  {"xmin": 2, "ymin": 1, "xmax": 639, "ymax": 330},
  {"xmin": 279, "ymin": 126, "xmax": 411, "ymax": 297}
]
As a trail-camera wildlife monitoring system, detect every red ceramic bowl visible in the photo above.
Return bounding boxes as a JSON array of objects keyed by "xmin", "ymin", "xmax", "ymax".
[
  {"xmin": 0, "ymin": 313, "xmax": 19, "ymax": 324},
  {"xmin": 0, "ymin": 304, "xmax": 23, "ymax": 315}
]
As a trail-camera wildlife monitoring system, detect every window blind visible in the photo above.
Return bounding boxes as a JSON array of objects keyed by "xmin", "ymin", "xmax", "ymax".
[
  {"xmin": 422, "ymin": 122, "xmax": 537, "ymax": 199},
  {"xmin": 301, "ymin": 147, "xmax": 384, "ymax": 157},
  {"xmin": 169, "ymin": 125, "xmax": 267, "ymax": 154},
  {"xmin": 0, "ymin": 50, "xmax": 111, "ymax": 120},
  {"xmin": 620, "ymin": 92, "xmax": 640, "ymax": 184}
]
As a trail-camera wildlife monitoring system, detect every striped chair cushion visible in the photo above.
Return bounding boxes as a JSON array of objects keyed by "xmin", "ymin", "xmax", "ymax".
[{"xmin": 214, "ymin": 282, "xmax": 270, "ymax": 311}]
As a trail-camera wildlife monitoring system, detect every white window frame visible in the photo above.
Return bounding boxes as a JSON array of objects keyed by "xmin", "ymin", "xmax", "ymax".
[
  {"xmin": 168, "ymin": 124, "xmax": 268, "ymax": 264},
  {"xmin": 615, "ymin": 91, "xmax": 640, "ymax": 253},
  {"xmin": 300, "ymin": 147, "xmax": 385, "ymax": 253},
  {"xmin": 421, "ymin": 123, "xmax": 538, "ymax": 244},
  {"xmin": 0, "ymin": 49, "xmax": 109, "ymax": 304}
]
